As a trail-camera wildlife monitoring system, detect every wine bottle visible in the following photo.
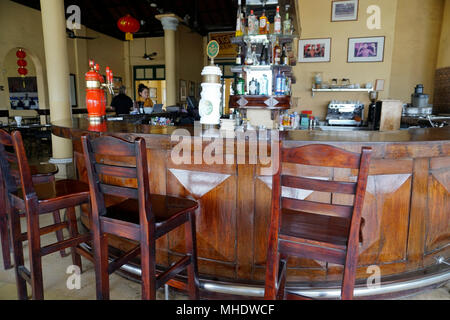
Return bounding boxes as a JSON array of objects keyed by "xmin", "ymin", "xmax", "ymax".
[
  {"xmin": 274, "ymin": 6, "xmax": 282, "ymax": 35},
  {"xmin": 235, "ymin": 0, "xmax": 243, "ymax": 37}
]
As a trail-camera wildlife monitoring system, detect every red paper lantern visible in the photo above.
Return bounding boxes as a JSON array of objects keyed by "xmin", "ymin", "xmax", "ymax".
[
  {"xmin": 18, "ymin": 67, "xmax": 28, "ymax": 76},
  {"xmin": 117, "ymin": 14, "xmax": 140, "ymax": 40},
  {"xmin": 16, "ymin": 49, "xmax": 26, "ymax": 59},
  {"xmin": 17, "ymin": 59, "xmax": 27, "ymax": 67}
]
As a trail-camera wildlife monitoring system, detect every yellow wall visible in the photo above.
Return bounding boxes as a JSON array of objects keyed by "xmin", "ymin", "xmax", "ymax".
[
  {"xmin": 293, "ymin": 0, "xmax": 398, "ymax": 120},
  {"xmin": 437, "ymin": 0, "xmax": 450, "ymax": 68},
  {"xmin": 389, "ymin": 0, "xmax": 445, "ymax": 104}
]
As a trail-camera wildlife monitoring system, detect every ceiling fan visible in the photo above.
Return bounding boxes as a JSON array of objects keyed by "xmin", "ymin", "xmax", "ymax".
[
  {"xmin": 66, "ymin": 29, "xmax": 97, "ymax": 40},
  {"xmin": 142, "ymin": 38, "xmax": 157, "ymax": 60}
]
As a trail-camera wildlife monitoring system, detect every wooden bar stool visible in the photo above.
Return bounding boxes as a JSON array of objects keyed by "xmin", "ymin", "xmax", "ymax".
[
  {"xmin": 264, "ymin": 143, "xmax": 372, "ymax": 300},
  {"xmin": 2, "ymin": 130, "xmax": 92, "ymax": 300},
  {"xmin": 0, "ymin": 133, "xmax": 67, "ymax": 270},
  {"xmin": 81, "ymin": 134, "xmax": 200, "ymax": 300}
]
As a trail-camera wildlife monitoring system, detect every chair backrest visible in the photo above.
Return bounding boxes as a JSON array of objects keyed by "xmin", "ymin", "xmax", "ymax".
[
  {"xmin": 273, "ymin": 143, "xmax": 372, "ymax": 246},
  {"xmin": 81, "ymin": 135, "xmax": 152, "ymax": 224},
  {"xmin": 0, "ymin": 130, "xmax": 25, "ymax": 194}
]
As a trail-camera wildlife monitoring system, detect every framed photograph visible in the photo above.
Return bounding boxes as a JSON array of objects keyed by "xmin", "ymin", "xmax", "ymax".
[
  {"xmin": 298, "ymin": 38, "xmax": 331, "ymax": 63},
  {"xmin": 348, "ymin": 36, "xmax": 385, "ymax": 63},
  {"xmin": 189, "ymin": 81, "xmax": 195, "ymax": 97},
  {"xmin": 149, "ymin": 87, "xmax": 157, "ymax": 99},
  {"xmin": 375, "ymin": 79, "xmax": 385, "ymax": 91},
  {"xmin": 332, "ymin": 0, "xmax": 359, "ymax": 22},
  {"xmin": 179, "ymin": 79, "xmax": 187, "ymax": 102}
]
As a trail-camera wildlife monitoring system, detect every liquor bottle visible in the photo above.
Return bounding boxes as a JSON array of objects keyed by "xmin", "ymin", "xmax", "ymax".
[
  {"xmin": 235, "ymin": 0, "xmax": 243, "ymax": 37},
  {"xmin": 259, "ymin": 9, "xmax": 268, "ymax": 34},
  {"xmin": 283, "ymin": 7, "xmax": 292, "ymax": 35},
  {"xmin": 248, "ymin": 10, "xmax": 257, "ymax": 35},
  {"xmin": 260, "ymin": 74, "xmax": 269, "ymax": 95},
  {"xmin": 281, "ymin": 44, "xmax": 289, "ymax": 65},
  {"xmin": 275, "ymin": 69, "xmax": 283, "ymax": 95},
  {"xmin": 241, "ymin": 13, "xmax": 246, "ymax": 35},
  {"xmin": 260, "ymin": 44, "xmax": 267, "ymax": 65},
  {"xmin": 273, "ymin": 38, "xmax": 281, "ymax": 65},
  {"xmin": 245, "ymin": 45, "xmax": 253, "ymax": 65},
  {"xmin": 236, "ymin": 74, "xmax": 245, "ymax": 95},
  {"xmin": 266, "ymin": 20, "xmax": 270, "ymax": 34},
  {"xmin": 274, "ymin": 6, "xmax": 282, "ymax": 35},
  {"xmin": 236, "ymin": 46, "xmax": 242, "ymax": 65},
  {"xmin": 251, "ymin": 45, "xmax": 259, "ymax": 66},
  {"xmin": 249, "ymin": 78, "xmax": 258, "ymax": 95}
]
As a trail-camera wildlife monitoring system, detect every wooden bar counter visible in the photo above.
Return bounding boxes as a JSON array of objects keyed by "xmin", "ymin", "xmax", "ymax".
[{"xmin": 52, "ymin": 117, "xmax": 450, "ymax": 299}]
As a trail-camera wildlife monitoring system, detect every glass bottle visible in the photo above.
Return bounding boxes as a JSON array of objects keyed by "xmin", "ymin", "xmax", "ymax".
[
  {"xmin": 235, "ymin": 0, "xmax": 243, "ymax": 37},
  {"xmin": 259, "ymin": 9, "xmax": 268, "ymax": 34},
  {"xmin": 236, "ymin": 74, "xmax": 245, "ymax": 95},
  {"xmin": 275, "ymin": 69, "xmax": 283, "ymax": 95},
  {"xmin": 236, "ymin": 46, "xmax": 242, "ymax": 65},
  {"xmin": 261, "ymin": 74, "xmax": 269, "ymax": 95},
  {"xmin": 248, "ymin": 10, "xmax": 257, "ymax": 35},
  {"xmin": 274, "ymin": 6, "xmax": 282, "ymax": 35},
  {"xmin": 273, "ymin": 38, "xmax": 281, "ymax": 65},
  {"xmin": 266, "ymin": 20, "xmax": 270, "ymax": 34},
  {"xmin": 244, "ymin": 45, "xmax": 253, "ymax": 65},
  {"xmin": 283, "ymin": 7, "xmax": 292, "ymax": 35},
  {"xmin": 282, "ymin": 44, "xmax": 289, "ymax": 65}
]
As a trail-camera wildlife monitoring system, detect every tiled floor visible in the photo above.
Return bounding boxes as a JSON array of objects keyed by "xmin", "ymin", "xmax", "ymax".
[{"xmin": 0, "ymin": 213, "xmax": 449, "ymax": 300}]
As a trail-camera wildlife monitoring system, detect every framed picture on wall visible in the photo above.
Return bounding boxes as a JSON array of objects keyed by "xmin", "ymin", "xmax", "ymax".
[
  {"xmin": 189, "ymin": 81, "xmax": 195, "ymax": 97},
  {"xmin": 298, "ymin": 38, "xmax": 331, "ymax": 63},
  {"xmin": 180, "ymin": 80, "xmax": 187, "ymax": 102},
  {"xmin": 149, "ymin": 87, "xmax": 157, "ymax": 99},
  {"xmin": 331, "ymin": 0, "xmax": 359, "ymax": 22},
  {"xmin": 348, "ymin": 36, "xmax": 385, "ymax": 63}
]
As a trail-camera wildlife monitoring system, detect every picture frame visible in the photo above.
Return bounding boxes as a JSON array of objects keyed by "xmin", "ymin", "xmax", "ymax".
[
  {"xmin": 298, "ymin": 38, "xmax": 331, "ymax": 63},
  {"xmin": 179, "ymin": 79, "xmax": 187, "ymax": 102},
  {"xmin": 149, "ymin": 87, "xmax": 157, "ymax": 99},
  {"xmin": 347, "ymin": 36, "xmax": 385, "ymax": 63},
  {"xmin": 375, "ymin": 79, "xmax": 385, "ymax": 91},
  {"xmin": 189, "ymin": 81, "xmax": 195, "ymax": 97},
  {"xmin": 331, "ymin": 0, "xmax": 359, "ymax": 22}
]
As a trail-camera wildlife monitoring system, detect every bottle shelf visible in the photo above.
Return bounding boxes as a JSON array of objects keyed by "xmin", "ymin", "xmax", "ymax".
[
  {"xmin": 231, "ymin": 64, "xmax": 292, "ymax": 73},
  {"xmin": 232, "ymin": 34, "xmax": 297, "ymax": 45},
  {"xmin": 230, "ymin": 95, "xmax": 291, "ymax": 110},
  {"xmin": 311, "ymin": 88, "xmax": 373, "ymax": 97}
]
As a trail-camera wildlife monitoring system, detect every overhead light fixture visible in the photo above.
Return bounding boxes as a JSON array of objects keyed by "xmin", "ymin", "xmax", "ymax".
[{"xmin": 150, "ymin": 3, "xmax": 158, "ymax": 8}]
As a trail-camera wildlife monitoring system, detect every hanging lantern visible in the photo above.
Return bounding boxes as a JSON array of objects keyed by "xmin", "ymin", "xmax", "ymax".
[
  {"xmin": 18, "ymin": 67, "xmax": 28, "ymax": 76},
  {"xmin": 117, "ymin": 14, "xmax": 140, "ymax": 41},
  {"xmin": 16, "ymin": 49, "xmax": 26, "ymax": 59},
  {"xmin": 17, "ymin": 59, "xmax": 27, "ymax": 67}
]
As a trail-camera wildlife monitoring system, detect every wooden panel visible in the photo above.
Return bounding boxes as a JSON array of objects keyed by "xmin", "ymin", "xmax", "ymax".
[
  {"xmin": 406, "ymin": 158, "xmax": 429, "ymax": 269},
  {"xmin": 236, "ymin": 164, "xmax": 255, "ymax": 279},
  {"xmin": 167, "ymin": 169, "xmax": 237, "ymax": 265}
]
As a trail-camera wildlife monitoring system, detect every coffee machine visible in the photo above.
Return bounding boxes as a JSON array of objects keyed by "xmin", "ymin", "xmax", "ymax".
[{"xmin": 326, "ymin": 101, "xmax": 365, "ymax": 126}]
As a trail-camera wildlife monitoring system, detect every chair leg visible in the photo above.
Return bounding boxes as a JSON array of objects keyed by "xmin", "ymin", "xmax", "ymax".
[
  {"xmin": 8, "ymin": 207, "xmax": 27, "ymax": 300},
  {"xmin": 93, "ymin": 232, "xmax": 110, "ymax": 300},
  {"xmin": 264, "ymin": 246, "xmax": 279, "ymax": 300},
  {"xmin": 66, "ymin": 207, "xmax": 82, "ymax": 272},
  {"xmin": 341, "ymin": 256, "xmax": 357, "ymax": 300},
  {"xmin": 52, "ymin": 211, "xmax": 69, "ymax": 258},
  {"xmin": 26, "ymin": 206, "xmax": 44, "ymax": 300},
  {"xmin": 140, "ymin": 227, "xmax": 156, "ymax": 300},
  {"xmin": 185, "ymin": 212, "xmax": 199, "ymax": 300},
  {"xmin": 276, "ymin": 255, "xmax": 287, "ymax": 300},
  {"xmin": 0, "ymin": 210, "xmax": 12, "ymax": 270}
]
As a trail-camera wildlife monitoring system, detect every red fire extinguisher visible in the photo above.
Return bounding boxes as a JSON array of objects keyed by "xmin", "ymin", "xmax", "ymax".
[{"xmin": 85, "ymin": 60, "xmax": 114, "ymax": 122}]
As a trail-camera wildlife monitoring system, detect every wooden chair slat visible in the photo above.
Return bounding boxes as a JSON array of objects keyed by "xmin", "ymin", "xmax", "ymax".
[
  {"xmin": 90, "ymin": 135, "xmax": 137, "ymax": 157},
  {"xmin": 281, "ymin": 197, "xmax": 353, "ymax": 219},
  {"xmin": 281, "ymin": 175, "xmax": 357, "ymax": 195},
  {"xmin": 282, "ymin": 144, "xmax": 361, "ymax": 169},
  {"xmin": 95, "ymin": 163, "xmax": 137, "ymax": 179},
  {"xmin": 99, "ymin": 183, "xmax": 139, "ymax": 199}
]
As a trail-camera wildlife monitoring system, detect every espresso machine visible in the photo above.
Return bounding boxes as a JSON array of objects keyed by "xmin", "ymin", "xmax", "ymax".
[{"xmin": 326, "ymin": 101, "xmax": 365, "ymax": 126}]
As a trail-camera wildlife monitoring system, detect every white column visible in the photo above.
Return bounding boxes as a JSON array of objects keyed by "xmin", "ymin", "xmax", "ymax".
[
  {"xmin": 157, "ymin": 14, "xmax": 179, "ymax": 107},
  {"xmin": 40, "ymin": 0, "xmax": 73, "ymax": 177}
]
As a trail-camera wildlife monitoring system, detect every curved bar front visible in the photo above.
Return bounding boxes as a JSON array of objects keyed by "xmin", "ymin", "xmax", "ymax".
[{"xmin": 52, "ymin": 117, "xmax": 450, "ymax": 299}]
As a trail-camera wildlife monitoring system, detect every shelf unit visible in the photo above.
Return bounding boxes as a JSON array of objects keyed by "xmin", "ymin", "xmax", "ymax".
[{"xmin": 311, "ymin": 88, "xmax": 373, "ymax": 97}]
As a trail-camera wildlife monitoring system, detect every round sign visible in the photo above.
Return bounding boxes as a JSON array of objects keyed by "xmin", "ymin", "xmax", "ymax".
[
  {"xmin": 199, "ymin": 99, "xmax": 213, "ymax": 117},
  {"xmin": 207, "ymin": 40, "xmax": 220, "ymax": 60}
]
